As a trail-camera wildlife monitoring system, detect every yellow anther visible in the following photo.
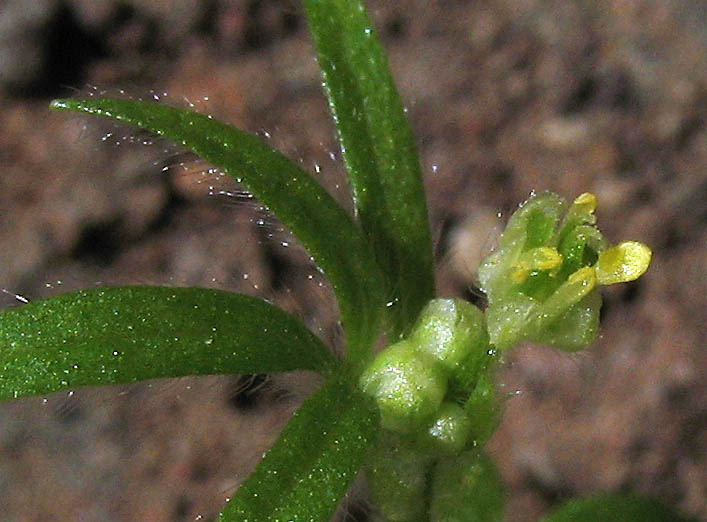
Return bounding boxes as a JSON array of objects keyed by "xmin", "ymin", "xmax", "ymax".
[
  {"xmin": 511, "ymin": 262, "xmax": 531, "ymax": 283},
  {"xmin": 513, "ymin": 248, "xmax": 563, "ymax": 281},
  {"xmin": 533, "ymin": 247, "xmax": 563, "ymax": 271},
  {"xmin": 595, "ymin": 241, "xmax": 652, "ymax": 285},
  {"xmin": 573, "ymin": 192, "xmax": 598, "ymax": 213}
]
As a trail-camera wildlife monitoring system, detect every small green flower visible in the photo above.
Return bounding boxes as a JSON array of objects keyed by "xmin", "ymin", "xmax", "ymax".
[{"xmin": 479, "ymin": 192, "xmax": 652, "ymax": 351}]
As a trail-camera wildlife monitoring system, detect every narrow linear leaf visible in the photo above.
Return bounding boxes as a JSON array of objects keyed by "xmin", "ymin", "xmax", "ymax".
[
  {"xmin": 0, "ymin": 286, "xmax": 336, "ymax": 401},
  {"xmin": 540, "ymin": 493, "xmax": 695, "ymax": 522},
  {"xmin": 50, "ymin": 98, "xmax": 386, "ymax": 366},
  {"xmin": 220, "ymin": 374, "xmax": 379, "ymax": 522},
  {"xmin": 304, "ymin": 0, "xmax": 435, "ymax": 336}
]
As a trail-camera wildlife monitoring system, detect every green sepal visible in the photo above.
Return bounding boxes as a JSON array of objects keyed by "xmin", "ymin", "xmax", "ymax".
[
  {"xmin": 484, "ymin": 293, "xmax": 536, "ymax": 351},
  {"xmin": 539, "ymin": 493, "xmax": 695, "ymax": 522},
  {"xmin": 0, "ymin": 286, "xmax": 336, "ymax": 401},
  {"xmin": 463, "ymin": 359, "xmax": 501, "ymax": 447},
  {"xmin": 220, "ymin": 374, "xmax": 379, "ymax": 522},
  {"xmin": 430, "ymin": 449, "xmax": 505, "ymax": 522}
]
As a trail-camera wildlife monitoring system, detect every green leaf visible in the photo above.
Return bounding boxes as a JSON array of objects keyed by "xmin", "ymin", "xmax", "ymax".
[
  {"xmin": 540, "ymin": 493, "xmax": 694, "ymax": 522},
  {"xmin": 304, "ymin": 0, "xmax": 435, "ymax": 336},
  {"xmin": 430, "ymin": 449, "xmax": 505, "ymax": 522},
  {"xmin": 220, "ymin": 374, "xmax": 379, "ymax": 522},
  {"xmin": 0, "ymin": 286, "xmax": 336, "ymax": 400},
  {"xmin": 50, "ymin": 98, "xmax": 386, "ymax": 367},
  {"xmin": 365, "ymin": 432, "xmax": 433, "ymax": 522}
]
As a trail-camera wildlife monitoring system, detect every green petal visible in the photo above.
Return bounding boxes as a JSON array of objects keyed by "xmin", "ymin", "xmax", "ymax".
[
  {"xmin": 532, "ymin": 266, "xmax": 597, "ymax": 333},
  {"xmin": 50, "ymin": 98, "xmax": 386, "ymax": 365},
  {"xmin": 0, "ymin": 286, "xmax": 335, "ymax": 400},
  {"xmin": 479, "ymin": 192, "xmax": 566, "ymax": 301},
  {"xmin": 533, "ymin": 290, "xmax": 602, "ymax": 351},
  {"xmin": 304, "ymin": 0, "xmax": 435, "ymax": 337},
  {"xmin": 557, "ymin": 224, "xmax": 607, "ymax": 279},
  {"xmin": 555, "ymin": 192, "xmax": 598, "ymax": 248},
  {"xmin": 219, "ymin": 374, "xmax": 379, "ymax": 522}
]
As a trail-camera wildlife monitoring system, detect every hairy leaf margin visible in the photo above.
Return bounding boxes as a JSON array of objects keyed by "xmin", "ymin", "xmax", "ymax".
[
  {"xmin": 0, "ymin": 286, "xmax": 336, "ymax": 400},
  {"xmin": 51, "ymin": 98, "xmax": 387, "ymax": 365},
  {"xmin": 220, "ymin": 374, "xmax": 379, "ymax": 522}
]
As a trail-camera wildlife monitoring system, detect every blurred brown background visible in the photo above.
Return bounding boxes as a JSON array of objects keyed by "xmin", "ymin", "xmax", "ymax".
[{"xmin": 0, "ymin": 1, "xmax": 705, "ymax": 521}]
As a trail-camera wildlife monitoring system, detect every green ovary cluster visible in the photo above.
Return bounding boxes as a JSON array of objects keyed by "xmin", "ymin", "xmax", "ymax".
[
  {"xmin": 359, "ymin": 299, "xmax": 503, "ymax": 521},
  {"xmin": 360, "ymin": 298, "xmax": 496, "ymax": 455}
]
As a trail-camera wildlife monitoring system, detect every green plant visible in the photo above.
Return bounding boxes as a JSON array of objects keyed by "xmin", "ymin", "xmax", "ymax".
[{"xmin": 0, "ymin": 1, "xmax": 687, "ymax": 521}]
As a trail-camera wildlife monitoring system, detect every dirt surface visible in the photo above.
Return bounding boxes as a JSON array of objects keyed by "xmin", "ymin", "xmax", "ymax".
[{"xmin": 0, "ymin": 1, "xmax": 705, "ymax": 521}]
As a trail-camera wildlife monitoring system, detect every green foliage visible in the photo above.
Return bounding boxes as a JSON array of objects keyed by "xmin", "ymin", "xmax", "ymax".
[
  {"xmin": 430, "ymin": 449, "xmax": 505, "ymax": 522},
  {"xmin": 221, "ymin": 375, "xmax": 379, "ymax": 522},
  {"xmin": 539, "ymin": 493, "xmax": 695, "ymax": 522},
  {"xmin": 0, "ymin": 287, "xmax": 335, "ymax": 401},
  {"xmin": 50, "ymin": 97, "xmax": 385, "ymax": 367},
  {"xmin": 365, "ymin": 432, "xmax": 433, "ymax": 522},
  {"xmin": 0, "ymin": 0, "xmax": 667, "ymax": 521},
  {"xmin": 304, "ymin": 0, "xmax": 435, "ymax": 337}
]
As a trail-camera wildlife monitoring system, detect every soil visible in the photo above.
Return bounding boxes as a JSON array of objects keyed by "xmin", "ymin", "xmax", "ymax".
[{"xmin": 0, "ymin": 1, "xmax": 704, "ymax": 521}]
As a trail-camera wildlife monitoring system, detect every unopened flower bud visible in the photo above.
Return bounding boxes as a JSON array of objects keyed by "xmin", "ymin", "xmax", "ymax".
[{"xmin": 359, "ymin": 340, "xmax": 447, "ymax": 433}]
